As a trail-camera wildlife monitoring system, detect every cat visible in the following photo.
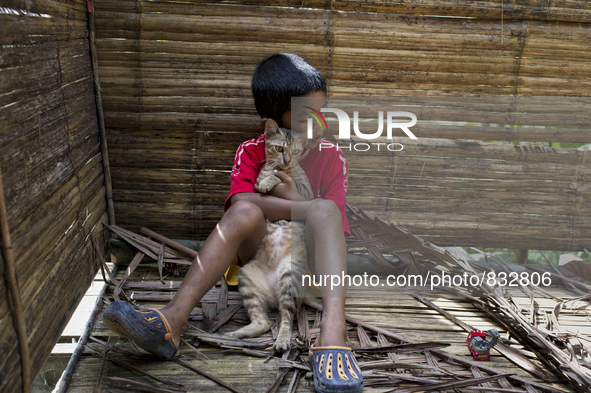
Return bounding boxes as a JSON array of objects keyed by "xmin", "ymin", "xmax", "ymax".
[{"xmin": 227, "ymin": 119, "xmax": 313, "ymax": 352}]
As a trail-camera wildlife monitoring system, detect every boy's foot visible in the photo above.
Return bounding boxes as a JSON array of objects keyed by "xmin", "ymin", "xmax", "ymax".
[
  {"xmin": 103, "ymin": 301, "xmax": 179, "ymax": 358},
  {"xmin": 309, "ymin": 314, "xmax": 364, "ymax": 393},
  {"xmin": 309, "ymin": 344, "xmax": 364, "ymax": 393}
]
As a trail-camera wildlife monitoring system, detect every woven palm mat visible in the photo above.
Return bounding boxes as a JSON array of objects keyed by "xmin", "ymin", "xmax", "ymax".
[{"xmin": 85, "ymin": 205, "xmax": 591, "ymax": 393}]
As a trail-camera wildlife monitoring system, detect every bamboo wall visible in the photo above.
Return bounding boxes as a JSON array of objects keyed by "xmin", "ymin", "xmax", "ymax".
[
  {"xmin": 93, "ymin": 0, "xmax": 590, "ymax": 250},
  {"xmin": 0, "ymin": 1, "xmax": 109, "ymax": 391}
]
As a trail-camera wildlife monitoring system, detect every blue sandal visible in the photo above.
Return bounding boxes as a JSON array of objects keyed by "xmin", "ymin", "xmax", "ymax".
[
  {"xmin": 103, "ymin": 301, "xmax": 179, "ymax": 358},
  {"xmin": 309, "ymin": 344, "xmax": 364, "ymax": 393}
]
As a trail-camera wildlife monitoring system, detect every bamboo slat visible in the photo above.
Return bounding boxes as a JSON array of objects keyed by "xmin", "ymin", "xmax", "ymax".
[
  {"xmin": 347, "ymin": 156, "xmax": 590, "ymax": 182},
  {"xmin": 90, "ymin": 0, "xmax": 591, "ymax": 21},
  {"xmin": 329, "ymin": 0, "xmax": 591, "ymax": 21},
  {"xmin": 383, "ymin": 186, "xmax": 587, "ymax": 205},
  {"xmin": 350, "ymin": 195, "xmax": 590, "ymax": 217},
  {"xmin": 358, "ymin": 210, "xmax": 591, "ymax": 231},
  {"xmin": 383, "ymin": 176, "xmax": 578, "ymax": 193},
  {"xmin": 113, "ymin": 189, "xmax": 226, "ymax": 205},
  {"xmin": 94, "ymin": 56, "xmax": 591, "ymax": 82},
  {"xmin": 407, "ymin": 125, "xmax": 591, "ymax": 143},
  {"xmin": 90, "ymin": 0, "xmax": 591, "ymax": 25},
  {"xmin": 177, "ymin": 0, "xmax": 591, "ymax": 23},
  {"xmin": 110, "ymin": 167, "xmax": 232, "ymax": 186}
]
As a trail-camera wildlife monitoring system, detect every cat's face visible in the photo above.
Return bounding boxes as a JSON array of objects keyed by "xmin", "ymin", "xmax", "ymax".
[{"xmin": 264, "ymin": 119, "xmax": 306, "ymax": 171}]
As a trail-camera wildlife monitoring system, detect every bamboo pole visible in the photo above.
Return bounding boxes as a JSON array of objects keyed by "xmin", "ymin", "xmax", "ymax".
[
  {"xmin": 140, "ymin": 227, "xmax": 198, "ymax": 258},
  {"xmin": 0, "ymin": 167, "xmax": 31, "ymax": 393},
  {"xmin": 88, "ymin": 0, "xmax": 115, "ymax": 226},
  {"xmin": 55, "ymin": 263, "xmax": 118, "ymax": 393}
]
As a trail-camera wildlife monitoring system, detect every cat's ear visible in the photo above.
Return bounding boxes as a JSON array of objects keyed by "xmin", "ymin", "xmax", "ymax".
[{"xmin": 264, "ymin": 119, "xmax": 281, "ymax": 137}]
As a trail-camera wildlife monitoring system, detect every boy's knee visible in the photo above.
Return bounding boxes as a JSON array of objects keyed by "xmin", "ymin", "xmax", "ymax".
[
  {"xmin": 306, "ymin": 199, "xmax": 340, "ymax": 224},
  {"xmin": 225, "ymin": 200, "xmax": 265, "ymax": 229}
]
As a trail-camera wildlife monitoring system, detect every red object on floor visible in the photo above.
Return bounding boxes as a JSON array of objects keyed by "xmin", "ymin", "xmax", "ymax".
[{"xmin": 467, "ymin": 330, "xmax": 491, "ymax": 361}]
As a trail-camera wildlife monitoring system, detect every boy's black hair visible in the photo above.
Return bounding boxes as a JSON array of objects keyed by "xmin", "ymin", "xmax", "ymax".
[{"xmin": 252, "ymin": 53, "xmax": 326, "ymax": 126}]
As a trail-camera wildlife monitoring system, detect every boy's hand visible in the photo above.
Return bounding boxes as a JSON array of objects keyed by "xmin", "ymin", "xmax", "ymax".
[
  {"xmin": 255, "ymin": 170, "xmax": 309, "ymax": 201},
  {"xmin": 268, "ymin": 170, "xmax": 293, "ymax": 200}
]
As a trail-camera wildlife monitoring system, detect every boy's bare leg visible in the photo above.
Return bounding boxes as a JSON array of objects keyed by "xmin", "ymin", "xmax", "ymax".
[
  {"xmin": 159, "ymin": 200, "xmax": 268, "ymax": 342},
  {"xmin": 304, "ymin": 199, "xmax": 348, "ymax": 347}
]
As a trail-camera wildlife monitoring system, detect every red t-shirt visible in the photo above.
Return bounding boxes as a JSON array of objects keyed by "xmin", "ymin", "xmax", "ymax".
[{"xmin": 224, "ymin": 135, "xmax": 350, "ymax": 236}]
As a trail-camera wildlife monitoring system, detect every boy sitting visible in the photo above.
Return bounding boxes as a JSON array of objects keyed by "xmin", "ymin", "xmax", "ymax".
[{"xmin": 104, "ymin": 53, "xmax": 364, "ymax": 393}]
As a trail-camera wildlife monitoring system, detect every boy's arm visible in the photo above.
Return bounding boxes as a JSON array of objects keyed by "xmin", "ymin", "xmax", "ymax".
[{"xmin": 231, "ymin": 171, "xmax": 312, "ymax": 221}]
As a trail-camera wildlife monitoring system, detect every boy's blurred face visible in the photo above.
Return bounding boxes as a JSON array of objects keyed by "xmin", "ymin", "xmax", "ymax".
[{"xmin": 281, "ymin": 90, "xmax": 326, "ymax": 150}]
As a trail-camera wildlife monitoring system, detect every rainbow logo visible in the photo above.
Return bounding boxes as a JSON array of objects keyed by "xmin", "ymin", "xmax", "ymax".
[{"xmin": 303, "ymin": 106, "xmax": 328, "ymax": 130}]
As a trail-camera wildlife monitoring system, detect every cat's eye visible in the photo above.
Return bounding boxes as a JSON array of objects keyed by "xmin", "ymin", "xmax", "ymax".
[
  {"xmin": 293, "ymin": 149, "xmax": 300, "ymax": 155},
  {"xmin": 274, "ymin": 146, "xmax": 283, "ymax": 152}
]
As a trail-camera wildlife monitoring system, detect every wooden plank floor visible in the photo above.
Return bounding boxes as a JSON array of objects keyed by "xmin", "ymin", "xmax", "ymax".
[
  {"xmin": 51, "ymin": 271, "xmax": 106, "ymax": 355},
  {"xmin": 66, "ymin": 265, "xmax": 584, "ymax": 392}
]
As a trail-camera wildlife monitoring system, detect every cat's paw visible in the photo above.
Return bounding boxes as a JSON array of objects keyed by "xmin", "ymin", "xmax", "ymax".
[
  {"xmin": 258, "ymin": 176, "xmax": 281, "ymax": 193},
  {"xmin": 273, "ymin": 331, "xmax": 292, "ymax": 352},
  {"xmin": 275, "ymin": 220, "xmax": 289, "ymax": 226}
]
